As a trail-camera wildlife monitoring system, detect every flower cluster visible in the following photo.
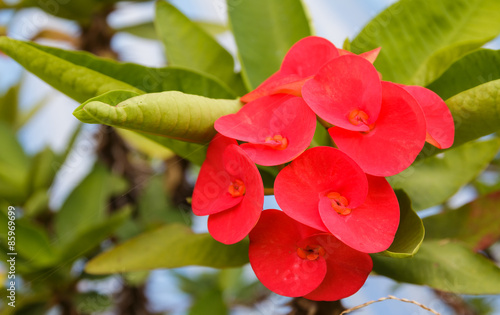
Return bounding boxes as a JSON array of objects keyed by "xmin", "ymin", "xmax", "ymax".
[{"xmin": 192, "ymin": 36, "xmax": 454, "ymax": 300}]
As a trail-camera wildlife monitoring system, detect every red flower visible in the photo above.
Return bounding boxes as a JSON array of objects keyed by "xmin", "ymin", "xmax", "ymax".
[
  {"xmin": 402, "ymin": 85, "xmax": 455, "ymax": 149},
  {"xmin": 215, "ymin": 94, "xmax": 316, "ymax": 166},
  {"xmin": 302, "ymin": 55, "xmax": 427, "ymax": 176},
  {"xmin": 249, "ymin": 210, "xmax": 372, "ymax": 301},
  {"xmin": 192, "ymin": 134, "xmax": 263, "ymax": 244},
  {"xmin": 274, "ymin": 147, "xmax": 400, "ymax": 253},
  {"xmin": 240, "ymin": 36, "xmax": 339, "ymax": 103}
]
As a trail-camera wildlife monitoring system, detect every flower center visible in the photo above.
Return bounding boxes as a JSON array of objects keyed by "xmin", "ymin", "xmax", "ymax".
[
  {"xmin": 348, "ymin": 109, "xmax": 375, "ymax": 132},
  {"xmin": 228, "ymin": 179, "xmax": 246, "ymax": 197},
  {"xmin": 327, "ymin": 192, "xmax": 352, "ymax": 215},
  {"xmin": 297, "ymin": 245, "xmax": 326, "ymax": 261},
  {"xmin": 265, "ymin": 134, "xmax": 288, "ymax": 150}
]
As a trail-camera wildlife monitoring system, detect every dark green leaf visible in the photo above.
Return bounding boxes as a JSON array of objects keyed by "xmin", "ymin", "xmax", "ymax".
[
  {"xmin": 189, "ymin": 289, "xmax": 228, "ymax": 315},
  {"xmin": 379, "ymin": 190, "xmax": 424, "ymax": 258},
  {"xmin": 390, "ymin": 138, "xmax": 500, "ymax": 210},
  {"xmin": 0, "ymin": 84, "xmax": 18, "ymax": 126},
  {"xmin": 351, "ymin": 0, "xmax": 500, "ymax": 85},
  {"xmin": 427, "ymin": 49, "xmax": 500, "ymax": 100},
  {"xmin": 424, "ymin": 191, "xmax": 500, "ymax": 251},
  {"xmin": 85, "ymin": 224, "xmax": 249, "ymax": 274},
  {"xmin": 372, "ymin": 240, "xmax": 500, "ymax": 294},
  {"xmin": 228, "ymin": 0, "xmax": 311, "ymax": 89},
  {"xmin": 155, "ymin": 1, "xmax": 246, "ymax": 95}
]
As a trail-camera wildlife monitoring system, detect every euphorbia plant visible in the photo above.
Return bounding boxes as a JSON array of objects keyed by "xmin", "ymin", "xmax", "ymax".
[{"xmin": 3, "ymin": 0, "xmax": 500, "ymax": 311}]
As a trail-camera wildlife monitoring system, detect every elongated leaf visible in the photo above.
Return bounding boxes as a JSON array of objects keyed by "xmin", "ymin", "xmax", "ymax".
[
  {"xmin": 29, "ymin": 147, "xmax": 57, "ymax": 193},
  {"xmin": 74, "ymin": 90, "xmax": 242, "ymax": 143},
  {"xmin": 0, "ymin": 37, "xmax": 235, "ymax": 101},
  {"xmin": 372, "ymin": 240, "xmax": 500, "ymax": 294},
  {"xmin": 424, "ymin": 191, "xmax": 500, "ymax": 251},
  {"xmin": 25, "ymin": 40, "xmax": 235, "ymax": 98},
  {"xmin": 390, "ymin": 138, "xmax": 500, "ymax": 210},
  {"xmin": 58, "ymin": 208, "xmax": 131, "ymax": 263},
  {"xmin": 379, "ymin": 190, "xmax": 424, "ymax": 258},
  {"xmin": 155, "ymin": 1, "xmax": 245, "ymax": 95},
  {"xmin": 351, "ymin": 0, "xmax": 500, "ymax": 85},
  {"xmin": 0, "ymin": 37, "xmax": 142, "ymax": 103},
  {"xmin": 54, "ymin": 163, "xmax": 111, "ymax": 244},
  {"xmin": 228, "ymin": 0, "xmax": 311, "ymax": 89},
  {"xmin": 427, "ymin": 49, "xmax": 500, "ymax": 100},
  {"xmin": 85, "ymin": 224, "xmax": 249, "ymax": 274},
  {"xmin": 116, "ymin": 129, "xmax": 174, "ymax": 160},
  {"xmin": 74, "ymin": 91, "xmax": 207, "ymax": 165}
]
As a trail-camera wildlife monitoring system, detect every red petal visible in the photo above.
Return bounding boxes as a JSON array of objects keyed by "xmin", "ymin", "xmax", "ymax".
[
  {"xmin": 249, "ymin": 210, "xmax": 327, "ymax": 297},
  {"xmin": 280, "ymin": 36, "xmax": 339, "ymax": 77},
  {"xmin": 337, "ymin": 47, "xmax": 380, "ymax": 64},
  {"xmin": 303, "ymin": 234, "xmax": 372, "ymax": 301},
  {"xmin": 192, "ymin": 135, "xmax": 241, "ymax": 215},
  {"xmin": 318, "ymin": 175, "xmax": 400, "ymax": 253},
  {"xmin": 216, "ymin": 95, "xmax": 316, "ymax": 166},
  {"xmin": 274, "ymin": 147, "xmax": 368, "ymax": 231},
  {"xmin": 241, "ymin": 36, "xmax": 338, "ymax": 103},
  {"xmin": 403, "ymin": 85, "xmax": 454, "ymax": 149},
  {"xmin": 330, "ymin": 81, "xmax": 427, "ymax": 176},
  {"xmin": 302, "ymin": 55, "xmax": 382, "ymax": 132},
  {"xmin": 207, "ymin": 145, "xmax": 264, "ymax": 244}
]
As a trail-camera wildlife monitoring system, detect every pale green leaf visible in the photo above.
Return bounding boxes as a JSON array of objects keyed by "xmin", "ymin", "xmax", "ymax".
[
  {"xmin": 351, "ymin": 0, "xmax": 500, "ymax": 85},
  {"xmin": 85, "ymin": 224, "xmax": 249, "ymax": 274},
  {"xmin": 423, "ymin": 191, "xmax": 500, "ymax": 251},
  {"xmin": 74, "ymin": 90, "xmax": 207, "ymax": 165},
  {"xmin": 390, "ymin": 138, "xmax": 500, "ymax": 210},
  {"xmin": 228, "ymin": 0, "xmax": 311, "ymax": 89},
  {"xmin": 74, "ymin": 90, "xmax": 242, "ymax": 143},
  {"xmin": 378, "ymin": 190, "xmax": 424, "ymax": 258},
  {"xmin": 372, "ymin": 240, "xmax": 500, "ymax": 294},
  {"xmin": 155, "ymin": 1, "xmax": 246, "ymax": 95},
  {"xmin": 427, "ymin": 49, "xmax": 500, "ymax": 100}
]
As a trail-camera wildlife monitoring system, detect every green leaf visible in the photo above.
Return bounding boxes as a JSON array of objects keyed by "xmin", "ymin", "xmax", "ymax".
[
  {"xmin": 0, "ymin": 37, "xmax": 235, "ymax": 103},
  {"xmin": 372, "ymin": 240, "xmax": 500, "ymax": 294},
  {"xmin": 389, "ymin": 138, "xmax": 500, "ymax": 210},
  {"xmin": 29, "ymin": 147, "xmax": 57, "ymax": 193},
  {"xmin": 228, "ymin": 0, "xmax": 311, "ymax": 89},
  {"xmin": 0, "ymin": 37, "xmax": 142, "ymax": 103},
  {"xmin": 54, "ymin": 163, "xmax": 111, "ymax": 244},
  {"xmin": 85, "ymin": 224, "xmax": 249, "ymax": 274},
  {"xmin": 351, "ymin": 0, "xmax": 500, "ymax": 85},
  {"xmin": 0, "ymin": 122, "xmax": 30, "ymax": 203},
  {"xmin": 58, "ymin": 208, "xmax": 131, "ymax": 263},
  {"xmin": 446, "ymin": 79, "xmax": 500, "ymax": 148},
  {"xmin": 23, "ymin": 40, "xmax": 236, "ymax": 99},
  {"xmin": 189, "ymin": 289, "xmax": 228, "ymax": 315},
  {"xmin": 378, "ymin": 190, "xmax": 424, "ymax": 258},
  {"xmin": 74, "ymin": 90, "xmax": 242, "ymax": 143},
  {"xmin": 23, "ymin": 189, "xmax": 49, "ymax": 217},
  {"xmin": 0, "ymin": 84, "xmax": 18, "ymax": 127},
  {"xmin": 0, "ymin": 209, "xmax": 56, "ymax": 268},
  {"xmin": 74, "ymin": 90, "xmax": 207, "ymax": 165},
  {"xmin": 155, "ymin": 1, "xmax": 246, "ymax": 95},
  {"xmin": 116, "ymin": 22, "xmax": 158, "ymax": 40},
  {"xmin": 427, "ymin": 49, "xmax": 500, "ymax": 100},
  {"xmin": 423, "ymin": 191, "xmax": 500, "ymax": 251}
]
